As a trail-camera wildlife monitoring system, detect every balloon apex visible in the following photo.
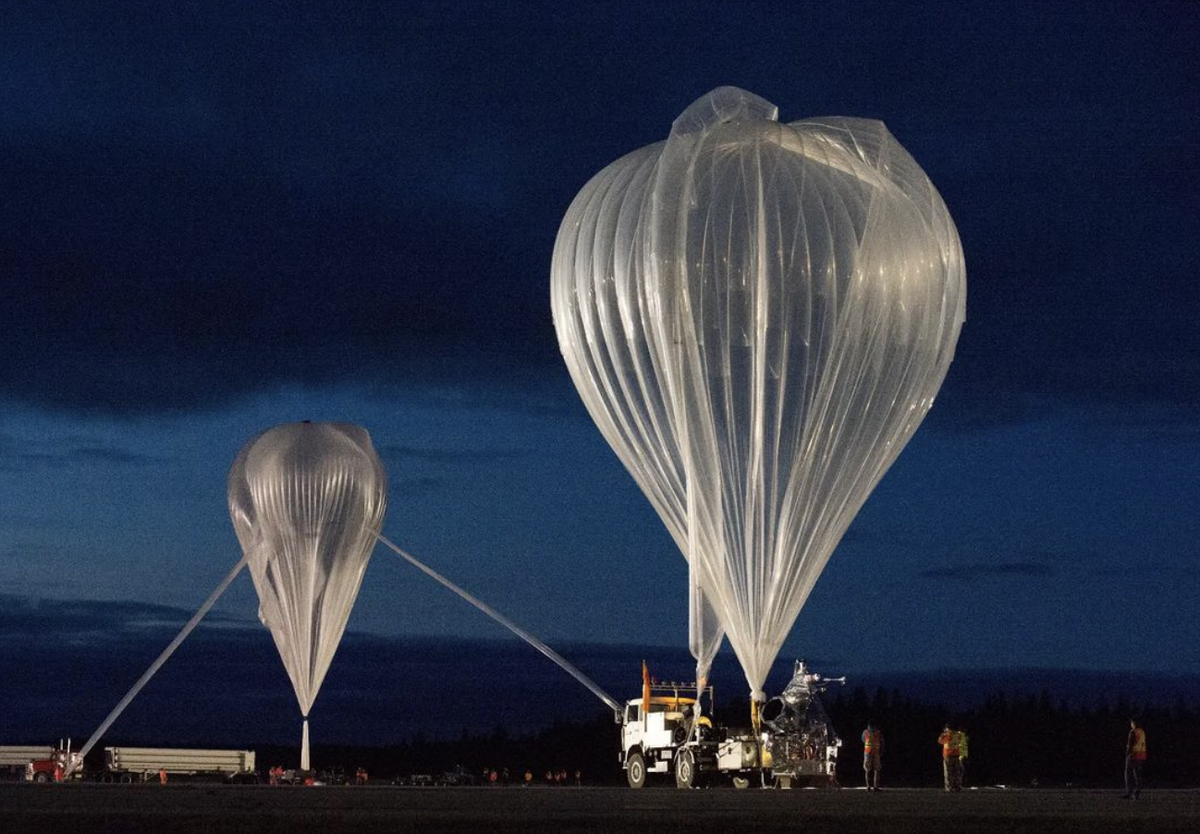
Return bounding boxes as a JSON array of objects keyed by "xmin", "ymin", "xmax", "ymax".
[{"xmin": 672, "ymin": 86, "xmax": 779, "ymax": 137}]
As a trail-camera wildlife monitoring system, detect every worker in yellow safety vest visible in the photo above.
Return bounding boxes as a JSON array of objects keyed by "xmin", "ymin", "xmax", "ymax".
[
  {"xmin": 1124, "ymin": 718, "xmax": 1147, "ymax": 799},
  {"xmin": 957, "ymin": 725, "xmax": 970, "ymax": 787},
  {"xmin": 937, "ymin": 724, "xmax": 962, "ymax": 792},
  {"xmin": 862, "ymin": 720, "xmax": 883, "ymax": 791}
]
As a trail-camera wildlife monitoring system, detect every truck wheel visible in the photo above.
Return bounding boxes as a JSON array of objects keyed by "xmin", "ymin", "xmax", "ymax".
[
  {"xmin": 120, "ymin": 773, "xmax": 134, "ymax": 784},
  {"xmin": 34, "ymin": 771, "xmax": 50, "ymax": 783},
  {"xmin": 674, "ymin": 749, "xmax": 696, "ymax": 789},
  {"xmin": 731, "ymin": 776, "xmax": 750, "ymax": 790},
  {"xmin": 626, "ymin": 752, "xmax": 647, "ymax": 789}
]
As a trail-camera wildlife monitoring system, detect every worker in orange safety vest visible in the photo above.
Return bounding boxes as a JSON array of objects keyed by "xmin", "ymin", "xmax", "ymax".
[
  {"xmin": 937, "ymin": 723, "xmax": 962, "ymax": 792},
  {"xmin": 1124, "ymin": 718, "xmax": 1147, "ymax": 799},
  {"xmin": 862, "ymin": 720, "xmax": 883, "ymax": 791}
]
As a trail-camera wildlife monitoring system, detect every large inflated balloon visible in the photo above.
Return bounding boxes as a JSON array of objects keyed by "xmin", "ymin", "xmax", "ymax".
[
  {"xmin": 228, "ymin": 422, "xmax": 387, "ymax": 768},
  {"xmin": 552, "ymin": 87, "xmax": 965, "ymax": 701}
]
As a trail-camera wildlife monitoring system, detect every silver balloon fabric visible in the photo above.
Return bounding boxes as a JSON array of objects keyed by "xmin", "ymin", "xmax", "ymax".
[
  {"xmin": 228, "ymin": 422, "xmax": 387, "ymax": 724},
  {"xmin": 548, "ymin": 122, "xmax": 725, "ymax": 687},
  {"xmin": 552, "ymin": 87, "xmax": 965, "ymax": 700}
]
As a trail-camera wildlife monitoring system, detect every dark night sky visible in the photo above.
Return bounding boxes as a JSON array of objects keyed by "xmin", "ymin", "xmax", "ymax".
[{"xmin": 2, "ymin": 0, "xmax": 1198, "ymax": 731}]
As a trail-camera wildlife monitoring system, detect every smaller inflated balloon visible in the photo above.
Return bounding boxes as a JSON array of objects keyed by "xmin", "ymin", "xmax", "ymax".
[{"xmin": 228, "ymin": 422, "xmax": 387, "ymax": 770}]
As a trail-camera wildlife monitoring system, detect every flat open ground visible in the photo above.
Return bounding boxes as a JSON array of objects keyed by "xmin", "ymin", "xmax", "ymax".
[{"xmin": 5, "ymin": 784, "xmax": 1200, "ymax": 834}]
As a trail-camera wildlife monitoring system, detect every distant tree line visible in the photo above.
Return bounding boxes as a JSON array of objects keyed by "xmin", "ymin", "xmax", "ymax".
[{"xmin": 246, "ymin": 688, "xmax": 1200, "ymax": 788}]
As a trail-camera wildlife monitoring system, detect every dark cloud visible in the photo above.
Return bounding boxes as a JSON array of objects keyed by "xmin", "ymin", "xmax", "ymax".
[
  {"xmin": 0, "ymin": 434, "xmax": 162, "ymax": 471},
  {"xmin": 0, "ymin": 593, "xmax": 252, "ymax": 642},
  {"xmin": 920, "ymin": 562, "xmax": 1056, "ymax": 581},
  {"xmin": 1, "ymin": 0, "xmax": 1196, "ymax": 423},
  {"xmin": 0, "ymin": 138, "xmax": 560, "ymax": 413}
]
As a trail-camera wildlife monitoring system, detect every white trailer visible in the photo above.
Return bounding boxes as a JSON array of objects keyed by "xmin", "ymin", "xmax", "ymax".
[
  {"xmin": 103, "ymin": 747, "xmax": 257, "ymax": 783},
  {"xmin": 0, "ymin": 744, "xmax": 80, "ymax": 782},
  {"xmin": 0, "ymin": 746, "xmax": 54, "ymax": 767},
  {"xmin": 1, "ymin": 747, "xmax": 54, "ymax": 781}
]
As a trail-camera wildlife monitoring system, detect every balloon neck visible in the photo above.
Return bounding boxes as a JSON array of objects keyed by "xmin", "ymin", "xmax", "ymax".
[{"xmin": 300, "ymin": 719, "xmax": 310, "ymax": 772}]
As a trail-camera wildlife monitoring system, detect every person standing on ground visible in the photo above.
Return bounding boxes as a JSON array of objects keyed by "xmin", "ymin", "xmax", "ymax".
[
  {"xmin": 1124, "ymin": 718, "xmax": 1147, "ymax": 799},
  {"xmin": 862, "ymin": 720, "xmax": 883, "ymax": 791},
  {"xmin": 938, "ymin": 724, "xmax": 962, "ymax": 792},
  {"xmin": 957, "ymin": 725, "xmax": 970, "ymax": 787}
]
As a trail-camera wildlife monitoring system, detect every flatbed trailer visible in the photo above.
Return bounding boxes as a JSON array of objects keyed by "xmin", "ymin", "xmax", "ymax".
[
  {"xmin": 0, "ymin": 747, "xmax": 55, "ymax": 781},
  {"xmin": 101, "ymin": 747, "xmax": 258, "ymax": 783}
]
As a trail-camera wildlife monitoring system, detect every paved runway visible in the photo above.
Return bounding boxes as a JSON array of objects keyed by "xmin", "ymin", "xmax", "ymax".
[{"xmin": 5, "ymin": 783, "xmax": 1200, "ymax": 833}]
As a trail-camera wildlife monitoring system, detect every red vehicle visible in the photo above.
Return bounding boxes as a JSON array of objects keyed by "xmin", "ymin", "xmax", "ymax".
[
  {"xmin": 0, "ymin": 744, "xmax": 77, "ymax": 783},
  {"xmin": 26, "ymin": 755, "xmax": 66, "ymax": 783}
]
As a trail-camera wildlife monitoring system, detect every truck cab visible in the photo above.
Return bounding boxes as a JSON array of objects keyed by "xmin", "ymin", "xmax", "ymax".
[{"xmin": 620, "ymin": 683, "xmax": 713, "ymax": 788}]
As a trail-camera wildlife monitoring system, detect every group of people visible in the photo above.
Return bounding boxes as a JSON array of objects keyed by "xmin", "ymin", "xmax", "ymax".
[
  {"xmin": 860, "ymin": 718, "xmax": 1146, "ymax": 795},
  {"xmin": 267, "ymin": 765, "xmax": 319, "ymax": 786},
  {"xmin": 485, "ymin": 767, "xmax": 582, "ymax": 787}
]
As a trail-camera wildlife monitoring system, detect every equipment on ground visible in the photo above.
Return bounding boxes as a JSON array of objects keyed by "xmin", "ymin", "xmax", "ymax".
[
  {"xmin": 759, "ymin": 661, "xmax": 845, "ymax": 788},
  {"xmin": 619, "ymin": 662, "xmax": 843, "ymax": 789}
]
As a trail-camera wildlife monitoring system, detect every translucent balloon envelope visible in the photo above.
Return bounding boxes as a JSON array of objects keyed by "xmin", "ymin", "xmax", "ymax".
[
  {"xmin": 550, "ymin": 129, "xmax": 724, "ymax": 687},
  {"xmin": 228, "ymin": 422, "xmax": 387, "ymax": 768},
  {"xmin": 552, "ymin": 87, "xmax": 965, "ymax": 701}
]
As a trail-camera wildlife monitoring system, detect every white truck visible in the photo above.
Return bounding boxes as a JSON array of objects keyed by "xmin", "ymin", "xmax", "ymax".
[
  {"xmin": 619, "ymin": 662, "xmax": 843, "ymax": 789},
  {"xmin": 620, "ymin": 681, "xmax": 762, "ymax": 789},
  {"xmin": 102, "ymin": 747, "xmax": 258, "ymax": 783}
]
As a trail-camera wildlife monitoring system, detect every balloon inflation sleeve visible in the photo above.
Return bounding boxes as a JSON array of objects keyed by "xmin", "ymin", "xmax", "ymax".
[{"xmin": 300, "ymin": 719, "xmax": 310, "ymax": 772}]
